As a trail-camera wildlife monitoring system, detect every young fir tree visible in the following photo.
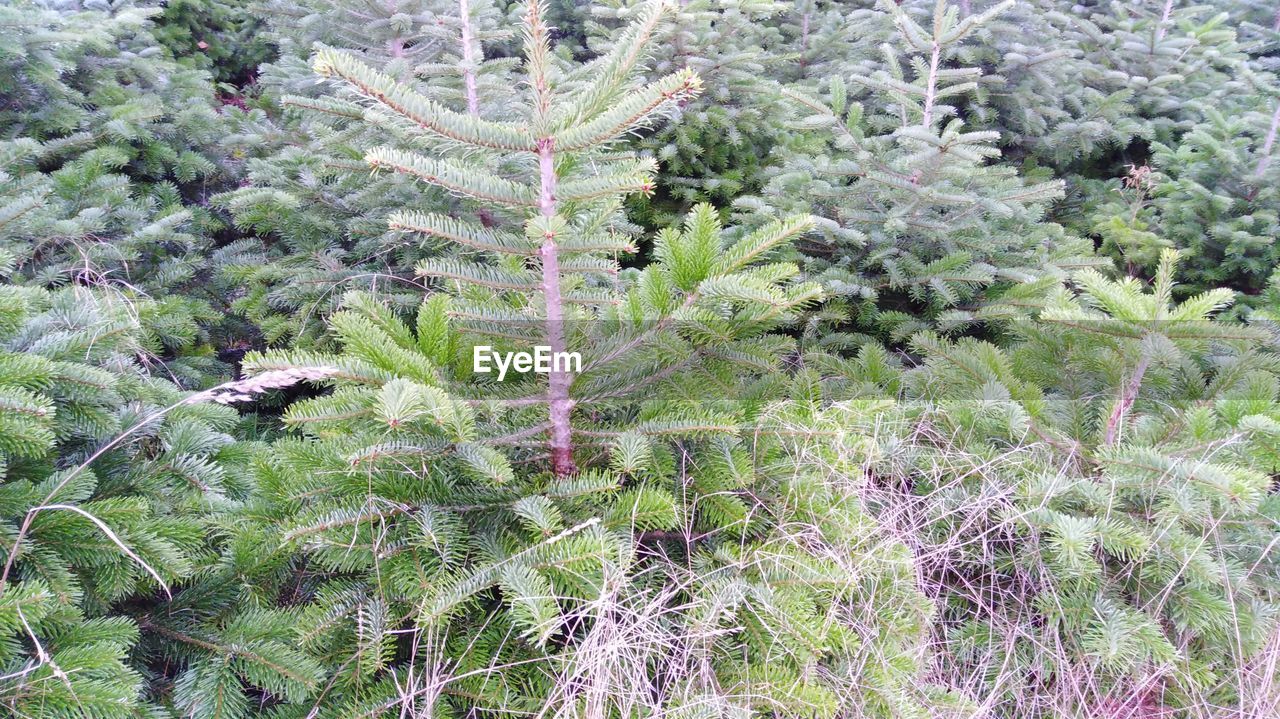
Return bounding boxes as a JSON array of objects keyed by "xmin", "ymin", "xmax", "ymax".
[
  {"xmin": 278, "ymin": 0, "xmax": 719, "ymax": 476},
  {"xmin": 0, "ymin": 0, "xmax": 236, "ymax": 382},
  {"xmin": 214, "ymin": 0, "xmax": 518, "ymax": 346},
  {"xmin": 161, "ymin": 2, "xmax": 948, "ymax": 716},
  {"xmin": 868, "ymin": 251, "xmax": 1280, "ymax": 715},
  {"xmin": 0, "ymin": 284, "xmax": 253, "ymax": 717},
  {"xmin": 1083, "ymin": 89, "xmax": 1280, "ymax": 296},
  {"xmin": 1075, "ymin": 0, "xmax": 1252, "ymax": 135},
  {"xmin": 585, "ymin": 0, "xmax": 797, "ymax": 222},
  {"xmin": 950, "ymin": 0, "xmax": 1145, "ymax": 167},
  {"xmin": 933, "ymin": 0, "xmax": 1280, "ymax": 299},
  {"xmin": 1047, "ymin": 0, "xmax": 1280, "ymax": 292},
  {"xmin": 745, "ymin": 0, "xmax": 1094, "ymax": 345}
]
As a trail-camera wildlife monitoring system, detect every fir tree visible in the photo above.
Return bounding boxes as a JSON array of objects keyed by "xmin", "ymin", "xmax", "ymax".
[
  {"xmin": 876, "ymin": 251, "xmax": 1280, "ymax": 715},
  {"xmin": 291, "ymin": 0, "xmax": 710, "ymax": 473},
  {"xmin": 0, "ymin": 0, "xmax": 239, "ymax": 380},
  {"xmin": 214, "ymin": 0, "xmax": 519, "ymax": 346},
  {"xmin": 746, "ymin": 0, "xmax": 1094, "ymax": 342},
  {"xmin": 1084, "ymin": 94, "xmax": 1280, "ymax": 296},
  {"xmin": 586, "ymin": 0, "xmax": 797, "ymax": 221},
  {"xmin": 0, "ymin": 285, "xmax": 252, "ymax": 717},
  {"xmin": 1078, "ymin": 0, "xmax": 1252, "ymax": 133},
  {"xmin": 1, "ymin": 2, "xmax": 1277, "ymax": 717},
  {"xmin": 952, "ymin": 0, "xmax": 1145, "ymax": 166},
  {"xmin": 167, "ymin": 2, "xmax": 947, "ymax": 716}
]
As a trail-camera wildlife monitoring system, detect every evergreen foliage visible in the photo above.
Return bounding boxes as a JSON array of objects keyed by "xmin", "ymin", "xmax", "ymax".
[
  {"xmin": 0, "ymin": 285, "xmax": 248, "ymax": 717},
  {"xmin": 153, "ymin": 0, "xmax": 275, "ymax": 86},
  {"xmin": 894, "ymin": 252, "xmax": 1278, "ymax": 713},
  {"xmin": 211, "ymin": 0, "xmax": 520, "ymax": 346},
  {"xmin": 747, "ymin": 0, "xmax": 1098, "ymax": 342},
  {"xmin": 187, "ymin": 282, "xmax": 942, "ymax": 717},
  {"xmin": 158, "ymin": 3, "xmax": 943, "ymax": 715},
  {"xmin": 585, "ymin": 0, "xmax": 793, "ymax": 220},
  {"xmin": 0, "ymin": 1, "xmax": 1278, "ymax": 717},
  {"xmin": 1084, "ymin": 98, "xmax": 1280, "ymax": 295},
  {"xmin": 0, "ymin": 0, "xmax": 242, "ymax": 378}
]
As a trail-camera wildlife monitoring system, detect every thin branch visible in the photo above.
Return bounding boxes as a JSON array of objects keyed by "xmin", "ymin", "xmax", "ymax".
[{"xmin": 921, "ymin": 10, "xmax": 942, "ymax": 128}]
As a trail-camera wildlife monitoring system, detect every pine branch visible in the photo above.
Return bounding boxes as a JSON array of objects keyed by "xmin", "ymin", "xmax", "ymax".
[
  {"xmin": 366, "ymin": 148, "xmax": 538, "ymax": 206},
  {"xmin": 313, "ymin": 47, "xmax": 534, "ymax": 150},
  {"xmin": 389, "ymin": 211, "xmax": 535, "ymax": 255}
]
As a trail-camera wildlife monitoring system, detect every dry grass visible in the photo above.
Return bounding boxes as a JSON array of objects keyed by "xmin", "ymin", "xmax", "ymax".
[{"xmin": 352, "ymin": 404, "xmax": 1280, "ymax": 719}]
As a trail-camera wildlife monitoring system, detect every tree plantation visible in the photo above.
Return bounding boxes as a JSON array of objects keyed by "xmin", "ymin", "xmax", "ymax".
[{"xmin": 1, "ymin": 0, "xmax": 1278, "ymax": 717}]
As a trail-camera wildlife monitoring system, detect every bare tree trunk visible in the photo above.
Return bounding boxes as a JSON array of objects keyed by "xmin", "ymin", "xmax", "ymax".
[
  {"xmin": 1254, "ymin": 100, "xmax": 1280, "ymax": 180},
  {"xmin": 921, "ymin": 40, "xmax": 941, "ymax": 127},
  {"xmin": 459, "ymin": 0, "xmax": 480, "ymax": 116},
  {"xmin": 537, "ymin": 137, "xmax": 576, "ymax": 476},
  {"xmin": 1104, "ymin": 356, "xmax": 1150, "ymax": 446},
  {"xmin": 1154, "ymin": 0, "xmax": 1174, "ymax": 44}
]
